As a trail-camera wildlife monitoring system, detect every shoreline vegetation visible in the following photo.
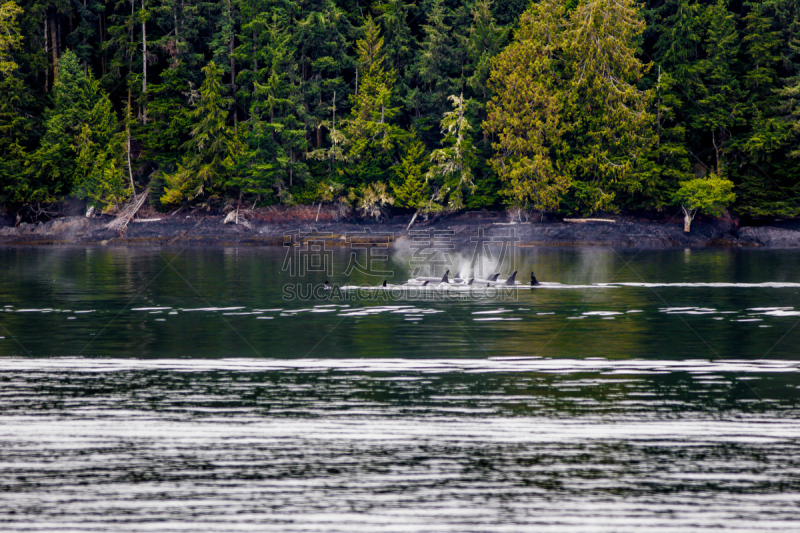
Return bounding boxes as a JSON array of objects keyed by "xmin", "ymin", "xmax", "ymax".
[{"xmin": 3, "ymin": 0, "xmax": 800, "ymax": 237}]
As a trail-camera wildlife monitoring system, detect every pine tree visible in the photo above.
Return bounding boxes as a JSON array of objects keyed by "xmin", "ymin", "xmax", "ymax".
[
  {"xmin": 484, "ymin": 0, "xmax": 568, "ymax": 212},
  {"xmin": 427, "ymin": 93, "xmax": 477, "ymax": 210},
  {"xmin": 411, "ymin": 0, "xmax": 456, "ymax": 134},
  {"xmin": 465, "ymin": 0, "xmax": 507, "ymax": 102},
  {"xmin": 393, "ymin": 135, "xmax": 434, "ymax": 220},
  {"xmin": 485, "ymin": 0, "xmax": 653, "ymax": 215},
  {"xmin": 67, "ymin": 0, "xmax": 104, "ymax": 70},
  {"xmin": 161, "ymin": 61, "xmax": 244, "ymax": 205},
  {"xmin": 74, "ymin": 88, "xmax": 130, "ymax": 211},
  {"xmin": 26, "ymin": 49, "xmax": 93, "ymax": 204},
  {"xmin": 340, "ymin": 16, "xmax": 404, "ymax": 185},
  {"xmin": 211, "ymin": 0, "xmax": 238, "ymax": 127},
  {"xmin": 0, "ymin": 1, "xmax": 23, "ymax": 75},
  {"xmin": 694, "ymin": 0, "xmax": 744, "ymax": 175},
  {"xmin": 376, "ymin": 0, "xmax": 415, "ymax": 108},
  {"xmin": 240, "ymin": 4, "xmax": 308, "ymax": 203},
  {"xmin": 0, "ymin": 1, "xmax": 31, "ymax": 208},
  {"xmin": 735, "ymin": 4, "xmax": 794, "ymax": 218},
  {"xmin": 559, "ymin": 0, "xmax": 655, "ymax": 214},
  {"xmin": 295, "ymin": 0, "xmax": 352, "ymax": 151}
]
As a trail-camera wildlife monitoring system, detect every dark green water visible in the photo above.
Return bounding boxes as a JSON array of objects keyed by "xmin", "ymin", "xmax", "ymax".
[{"xmin": 1, "ymin": 245, "xmax": 800, "ymax": 532}]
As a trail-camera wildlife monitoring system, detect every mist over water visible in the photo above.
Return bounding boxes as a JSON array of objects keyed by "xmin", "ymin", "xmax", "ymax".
[{"xmin": 1, "ymin": 245, "xmax": 800, "ymax": 532}]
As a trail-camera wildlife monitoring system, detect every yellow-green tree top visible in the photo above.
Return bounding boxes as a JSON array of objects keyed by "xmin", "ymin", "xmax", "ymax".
[
  {"xmin": 0, "ymin": 1, "xmax": 22, "ymax": 76},
  {"xmin": 484, "ymin": 0, "xmax": 654, "ymax": 215}
]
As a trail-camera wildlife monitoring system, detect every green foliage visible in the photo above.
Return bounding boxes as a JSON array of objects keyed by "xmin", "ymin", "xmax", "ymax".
[
  {"xmin": 354, "ymin": 181, "xmax": 394, "ymax": 221},
  {"xmin": 393, "ymin": 135, "xmax": 437, "ymax": 213},
  {"xmin": 74, "ymin": 87, "xmax": 130, "ymax": 211},
  {"xmin": 672, "ymin": 174, "xmax": 736, "ymax": 217},
  {"xmin": 161, "ymin": 61, "xmax": 244, "ymax": 205},
  {"xmin": 0, "ymin": 0, "xmax": 798, "ymax": 222},
  {"xmin": 0, "ymin": 1, "xmax": 22, "ymax": 75},
  {"xmin": 427, "ymin": 93, "xmax": 478, "ymax": 211},
  {"xmin": 339, "ymin": 16, "xmax": 405, "ymax": 186},
  {"xmin": 486, "ymin": 0, "xmax": 654, "ymax": 215},
  {"xmin": 24, "ymin": 50, "xmax": 94, "ymax": 204}
]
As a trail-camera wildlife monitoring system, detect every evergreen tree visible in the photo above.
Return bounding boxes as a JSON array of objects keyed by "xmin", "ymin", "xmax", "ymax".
[
  {"xmin": 240, "ymin": 4, "xmax": 308, "ymax": 203},
  {"xmin": 484, "ymin": 0, "xmax": 568, "ymax": 213},
  {"xmin": 67, "ymin": 0, "xmax": 103, "ymax": 69},
  {"xmin": 411, "ymin": 0, "xmax": 456, "ymax": 134},
  {"xmin": 485, "ymin": 0, "xmax": 653, "ymax": 215},
  {"xmin": 0, "ymin": 1, "xmax": 31, "ymax": 209},
  {"xmin": 559, "ymin": 0, "xmax": 655, "ymax": 214},
  {"xmin": 211, "ymin": 0, "xmax": 238, "ymax": 126},
  {"xmin": 465, "ymin": 0, "xmax": 507, "ymax": 102},
  {"xmin": 339, "ymin": 16, "xmax": 404, "ymax": 186},
  {"xmin": 0, "ymin": 1, "xmax": 23, "ymax": 75},
  {"xmin": 74, "ymin": 88, "xmax": 130, "ymax": 211},
  {"xmin": 694, "ymin": 0, "xmax": 743, "ymax": 175},
  {"xmin": 376, "ymin": 0, "xmax": 415, "ymax": 110},
  {"xmin": 161, "ymin": 61, "xmax": 243, "ymax": 205},
  {"xmin": 26, "ymin": 49, "xmax": 94, "ymax": 204},
  {"xmin": 644, "ymin": 66, "xmax": 693, "ymax": 209},
  {"xmin": 295, "ymin": 0, "xmax": 352, "ymax": 151},
  {"xmin": 393, "ymin": 135, "xmax": 434, "ymax": 222},
  {"xmin": 734, "ymin": 3, "xmax": 796, "ymax": 218},
  {"xmin": 427, "ymin": 93, "xmax": 477, "ymax": 210},
  {"xmin": 646, "ymin": 0, "xmax": 703, "ymax": 205}
]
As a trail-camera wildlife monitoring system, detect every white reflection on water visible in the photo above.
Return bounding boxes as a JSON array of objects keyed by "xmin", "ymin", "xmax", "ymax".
[
  {"xmin": 3, "ymin": 356, "xmax": 800, "ymax": 374},
  {"xmin": 1, "ymin": 359, "xmax": 800, "ymax": 532}
]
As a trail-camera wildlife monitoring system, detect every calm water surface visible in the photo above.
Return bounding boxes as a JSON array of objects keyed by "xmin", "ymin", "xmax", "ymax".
[{"xmin": 1, "ymin": 245, "xmax": 800, "ymax": 532}]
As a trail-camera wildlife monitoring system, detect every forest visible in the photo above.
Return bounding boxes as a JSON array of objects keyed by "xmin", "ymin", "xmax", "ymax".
[{"xmin": 0, "ymin": 0, "xmax": 799, "ymax": 223}]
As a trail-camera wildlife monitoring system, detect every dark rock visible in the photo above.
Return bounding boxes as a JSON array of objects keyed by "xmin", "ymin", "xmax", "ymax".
[
  {"xmin": 0, "ymin": 210, "xmax": 792, "ymax": 249},
  {"xmin": 737, "ymin": 226, "xmax": 800, "ymax": 247}
]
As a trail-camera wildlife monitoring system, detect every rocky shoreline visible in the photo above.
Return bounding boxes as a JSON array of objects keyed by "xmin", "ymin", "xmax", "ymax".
[{"xmin": 1, "ymin": 209, "xmax": 800, "ymax": 249}]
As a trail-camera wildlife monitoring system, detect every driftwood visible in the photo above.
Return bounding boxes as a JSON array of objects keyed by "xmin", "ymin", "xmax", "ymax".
[
  {"xmin": 563, "ymin": 218, "xmax": 616, "ymax": 223},
  {"xmin": 222, "ymin": 208, "xmax": 255, "ymax": 230},
  {"xmin": 106, "ymin": 188, "xmax": 150, "ymax": 233}
]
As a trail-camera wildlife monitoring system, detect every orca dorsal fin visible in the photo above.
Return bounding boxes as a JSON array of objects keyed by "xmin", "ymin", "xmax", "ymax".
[
  {"xmin": 505, "ymin": 271, "xmax": 518, "ymax": 285},
  {"xmin": 467, "ymin": 278, "xmax": 474, "ymax": 286},
  {"xmin": 441, "ymin": 271, "xmax": 449, "ymax": 283},
  {"xmin": 422, "ymin": 280, "xmax": 429, "ymax": 286},
  {"xmin": 489, "ymin": 273, "xmax": 500, "ymax": 282}
]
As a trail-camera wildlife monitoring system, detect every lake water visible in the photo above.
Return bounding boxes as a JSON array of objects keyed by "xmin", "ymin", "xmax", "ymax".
[{"xmin": 1, "ymin": 245, "xmax": 800, "ymax": 532}]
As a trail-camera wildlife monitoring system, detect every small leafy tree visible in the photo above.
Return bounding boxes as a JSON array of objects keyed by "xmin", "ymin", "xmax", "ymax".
[
  {"xmin": 314, "ymin": 180, "xmax": 350, "ymax": 221},
  {"xmin": 672, "ymin": 174, "xmax": 736, "ymax": 233},
  {"xmin": 354, "ymin": 182, "xmax": 395, "ymax": 221}
]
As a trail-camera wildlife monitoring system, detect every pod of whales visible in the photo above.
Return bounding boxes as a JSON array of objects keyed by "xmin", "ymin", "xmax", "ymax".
[{"xmin": 410, "ymin": 270, "xmax": 519, "ymax": 286}]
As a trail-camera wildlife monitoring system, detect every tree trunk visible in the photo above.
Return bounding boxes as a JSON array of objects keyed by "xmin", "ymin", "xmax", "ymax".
[
  {"xmin": 682, "ymin": 206, "xmax": 694, "ymax": 233},
  {"xmin": 50, "ymin": 14, "xmax": 58, "ymax": 80},
  {"xmin": 141, "ymin": 0, "xmax": 147, "ymax": 125},
  {"xmin": 126, "ymin": 105, "xmax": 135, "ymax": 193},
  {"xmin": 99, "ymin": 12, "xmax": 106, "ymax": 75},
  {"xmin": 44, "ymin": 18, "xmax": 49, "ymax": 91},
  {"xmin": 406, "ymin": 210, "xmax": 419, "ymax": 232},
  {"xmin": 229, "ymin": 12, "xmax": 237, "ymax": 130}
]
